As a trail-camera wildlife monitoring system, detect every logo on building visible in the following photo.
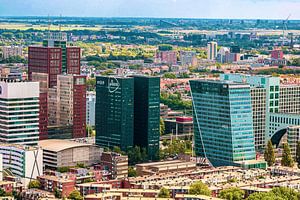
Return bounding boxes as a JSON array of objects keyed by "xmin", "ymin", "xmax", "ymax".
[{"xmin": 108, "ymin": 77, "xmax": 120, "ymax": 93}]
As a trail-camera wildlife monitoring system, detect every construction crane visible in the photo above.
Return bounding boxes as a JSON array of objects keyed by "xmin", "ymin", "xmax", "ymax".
[{"xmin": 282, "ymin": 14, "xmax": 291, "ymax": 47}]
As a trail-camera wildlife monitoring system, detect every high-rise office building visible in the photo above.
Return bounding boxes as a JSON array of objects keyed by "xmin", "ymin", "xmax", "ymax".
[
  {"xmin": 220, "ymin": 74, "xmax": 300, "ymax": 153},
  {"xmin": 180, "ymin": 51, "xmax": 198, "ymax": 66},
  {"xmin": 190, "ymin": 80, "xmax": 264, "ymax": 168},
  {"xmin": 95, "ymin": 75, "xmax": 161, "ymax": 157},
  {"xmin": 86, "ymin": 91, "xmax": 96, "ymax": 127},
  {"xmin": 96, "ymin": 76, "xmax": 134, "ymax": 150},
  {"xmin": 250, "ymin": 87, "xmax": 266, "ymax": 151},
  {"xmin": 48, "ymin": 74, "xmax": 87, "ymax": 138},
  {"xmin": 207, "ymin": 42, "xmax": 218, "ymax": 60},
  {"xmin": 133, "ymin": 76, "xmax": 160, "ymax": 160},
  {"xmin": 28, "ymin": 32, "xmax": 80, "ymax": 88},
  {"xmin": 0, "ymin": 143, "xmax": 43, "ymax": 186},
  {"xmin": 216, "ymin": 47, "xmax": 230, "ymax": 63},
  {"xmin": 2, "ymin": 46, "xmax": 23, "ymax": 59},
  {"xmin": 28, "ymin": 46, "xmax": 62, "ymax": 88},
  {"xmin": 155, "ymin": 51, "xmax": 177, "ymax": 65},
  {"xmin": 31, "ymin": 72, "xmax": 49, "ymax": 140},
  {"xmin": 0, "ymin": 80, "xmax": 40, "ymax": 145},
  {"xmin": 29, "ymin": 32, "xmax": 84, "ymax": 140}
]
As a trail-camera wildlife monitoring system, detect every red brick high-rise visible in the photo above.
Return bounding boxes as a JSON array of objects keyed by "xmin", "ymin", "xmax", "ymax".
[
  {"xmin": 28, "ymin": 33, "xmax": 85, "ymax": 139},
  {"xmin": 66, "ymin": 47, "xmax": 81, "ymax": 75},
  {"xmin": 72, "ymin": 75, "xmax": 87, "ymax": 138},
  {"xmin": 28, "ymin": 47, "xmax": 62, "ymax": 88},
  {"xmin": 271, "ymin": 49, "xmax": 284, "ymax": 60}
]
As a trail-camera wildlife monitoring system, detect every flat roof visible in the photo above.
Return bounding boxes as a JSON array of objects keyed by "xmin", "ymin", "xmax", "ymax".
[
  {"xmin": 0, "ymin": 142, "xmax": 38, "ymax": 151},
  {"xmin": 38, "ymin": 139, "xmax": 92, "ymax": 152},
  {"xmin": 175, "ymin": 194, "xmax": 223, "ymax": 200},
  {"xmin": 136, "ymin": 160, "xmax": 188, "ymax": 167},
  {"xmin": 190, "ymin": 79, "xmax": 249, "ymax": 86}
]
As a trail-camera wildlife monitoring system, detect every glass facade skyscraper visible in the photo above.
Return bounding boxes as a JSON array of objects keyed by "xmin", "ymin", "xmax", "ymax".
[
  {"xmin": 133, "ymin": 76, "xmax": 160, "ymax": 160},
  {"xmin": 95, "ymin": 75, "xmax": 161, "ymax": 157},
  {"xmin": 95, "ymin": 76, "xmax": 134, "ymax": 151},
  {"xmin": 190, "ymin": 80, "xmax": 256, "ymax": 167}
]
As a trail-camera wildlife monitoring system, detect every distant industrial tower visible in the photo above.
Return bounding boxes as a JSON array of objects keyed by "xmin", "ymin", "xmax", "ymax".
[{"xmin": 207, "ymin": 42, "xmax": 218, "ymax": 60}]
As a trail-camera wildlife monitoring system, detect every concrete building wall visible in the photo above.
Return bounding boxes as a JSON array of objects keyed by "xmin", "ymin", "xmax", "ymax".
[
  {"xmin": 2, "ymin": 46, "xmax": 23, "ymax": 59},
  {"xmin": 86, "ymin": 92, "xmax": 96, "ymax": 126},
  {"xmin": 251, "ymin": 88, "xmax": 266, "ymax": 151},
  {"xmin": 280, "ymin": 86, "xmax": 300, "ymax": 114}
]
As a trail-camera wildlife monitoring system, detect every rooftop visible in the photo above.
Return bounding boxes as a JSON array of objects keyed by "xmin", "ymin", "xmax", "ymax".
[
  {"xmin": 190, "ymin": 79, "xmax": 250, "ymax": 86},
  {"xmin": 0, "ymin": 142, "xmax": 38, "ymax": 151},
  {"xmin": 38, "ymin": 139, "xmax": 93, "ymax": 152}
]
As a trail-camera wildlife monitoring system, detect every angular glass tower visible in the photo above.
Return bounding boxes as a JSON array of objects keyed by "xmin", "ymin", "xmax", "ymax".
[
  {"xmin": 190, "ymin": 80, "xmax": 256, "ymax": 166},
  {"xmin": 133, "ymin": 76, "xmax": 160, "ymax": 160},
  {"xmin": 95, "ymin": 76, "xmax": 134, "ymax": 151}
]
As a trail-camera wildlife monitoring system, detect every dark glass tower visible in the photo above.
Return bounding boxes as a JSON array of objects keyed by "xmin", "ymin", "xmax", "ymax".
[
  {"xmin": 95, "ymin": 76, "xmax": 134, "ymax": 151},
  {"xmin": 133, "ymin": 76, "xmax": 160, "ymax": 160}
]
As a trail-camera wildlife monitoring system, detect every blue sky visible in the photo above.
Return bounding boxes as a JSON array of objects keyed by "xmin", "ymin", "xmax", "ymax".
[{"xmin": 0, "ymin": 0, "xmax": 299, "ymax": 19}]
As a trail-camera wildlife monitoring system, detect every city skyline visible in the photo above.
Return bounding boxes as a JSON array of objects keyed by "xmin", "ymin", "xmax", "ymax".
[{"xmin": 1, "ymin": 0, "xmax": 300, "ymax": 19}]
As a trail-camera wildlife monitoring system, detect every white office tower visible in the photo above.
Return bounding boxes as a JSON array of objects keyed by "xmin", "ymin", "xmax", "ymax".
[
  {"xmin": 207, "ymin": 42, "xmax": 218, "ymax": 60},
  {"xmin": 0, "ymin": 143, "xmax": 43, "ymax": 186},
  {"xmin": 86, "ymin": 91, "xmax": 96, "ymax": 126},
  {"xmin": 0, "ymin": 80, "xmax": 40, "ymax": 145}
]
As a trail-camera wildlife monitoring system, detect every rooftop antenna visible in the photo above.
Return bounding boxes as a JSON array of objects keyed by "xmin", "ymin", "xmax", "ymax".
[
  {"xmin": 47, "ymin": 14, "xmax": 51, "ymax": 39},
  {"xmin": 59, "ymin": 14, "xmax": 62, "ymax": 32},
  {"xmin": 282, "ymin": 14, "xmax": 291, "ymax": 47}
]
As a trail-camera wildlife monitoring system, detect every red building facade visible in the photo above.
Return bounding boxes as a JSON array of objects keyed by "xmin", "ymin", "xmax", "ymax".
[
  {"xmin": 271, "ymin": 49, "xmax": 284, "ymax": 60},
  {"xmin": 28, "ymin": 46, "xmax": 62, "ymax": 88},
  {"xmin": 66, "ymin": 47, "xmax": 81, "ymax": 75},
  {"xmin": 73, "ymin": 75, "xmax": 87, "ymax": 138},
  {"xmin": 29, "ymin": 44, "xmax": 84, "ymax": 140}
]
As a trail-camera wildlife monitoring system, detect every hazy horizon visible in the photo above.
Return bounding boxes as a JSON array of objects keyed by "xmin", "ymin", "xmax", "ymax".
[{"xmin": 1, "ymin": 0, "xmax": 300, "ymax": 20}]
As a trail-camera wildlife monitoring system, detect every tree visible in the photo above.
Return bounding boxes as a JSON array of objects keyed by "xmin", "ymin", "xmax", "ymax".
[
  {"xmin": 247, "ymin": 192, "xmax": 279, "ymax": 200},
  {"xmin": 189, "ymin": 181, "xmax": 211, "ymax": 196},
  {"xmin": 28, "ymin": 180, "xmax": 41, "ymax": 189},
  {"xmin": 57, "ymin": 166, "xmax": 70, "ymax": 173},
  {"xmin": 86, "ymin": 78, "xmax": 96, "ymax": 91},
  {"xmin": 271, "ymin": 187, "xmax": 300, "ymax": 199},
  {"xmin": 76, "ymin": 163, "xmax": 86, "ymax": 168},
  {"xmin": 163, "ymin": 73, "xmax": 177, "ymax": 79},
  {"xmin": 158, "ymin": 45, "xmax": 173, "ymax": 51},
  {"xmin": 86, "ymin": 125, "xmax": 93, "ymax": 137},
  {"xmin": 141, "ymin": 148, "xmax": 148, "ymax": 162},
  {"xmin": 0, "ymin": 188, "xmax": 6, "ymax": 197},
  {"xmin": 264, "ymin": 140, "xmax": 275, "ymax": 166},
  {"xmin": 101, "ymin": 69, "xmax": 114, "ymax": 75},
  {"xmin": 247, "ymin": 187, "xmax": 300, "ymax": 200},
  {"xmin": 113, "ymin": 146, "xmax": 122, "ymax": 154},
  {"xmin": 127, "ymin": 146, "xmax": 142, "ymax": 165},
  {"xmin": 128, "ymin": 166, "xmax": 137, "ymax": 177},
  {"xmin": 281, "ymin": 143, "xmax": 294, "ymax": 167},
  {"xmin": 219, "ymin": 187, "xmax": 245, "ymax": 200},
  {"xmin": 158, "ymin": 187, "xmax": 170, "ymax": 198},
  {"xmin": 54, "ymin": 188, "xmax": 62, "ymax": 199},
  {"xmin": 160, "ymin": 117, "xmax": 165, "ymax": 136},
  {"xmin": 68, "ymin": 190, "xmax": 83, "ymax": 200},
  {"xmin": 296, "ymin": 141, "xmax": 300, "ymax": 167}
]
